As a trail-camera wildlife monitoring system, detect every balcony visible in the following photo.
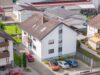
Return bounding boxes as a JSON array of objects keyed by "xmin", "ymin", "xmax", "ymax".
[
  {"xmin": 0, "ymin": 50, "xmax": 9, "ymax": 59},
  {"xmin": 0, "ymin": 42, "xmax": 9, "ymax": 47}
]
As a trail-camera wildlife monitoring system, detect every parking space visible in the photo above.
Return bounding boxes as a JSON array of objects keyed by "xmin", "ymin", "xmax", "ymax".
[{"xmin": 54, "ymin": 60, "xmax": 90, "ymax": 75}]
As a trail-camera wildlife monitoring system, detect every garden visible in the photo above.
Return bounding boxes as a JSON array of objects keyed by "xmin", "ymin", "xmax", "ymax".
[{"xmin": 4, "ymin": 24, "xmax": 22, "ymax": 44}]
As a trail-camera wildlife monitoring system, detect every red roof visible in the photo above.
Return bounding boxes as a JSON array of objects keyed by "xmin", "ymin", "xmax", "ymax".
[
  {"xmin": 32, "ymin": 0, "xmax": 91, "ymax": 7},
  {"xmin": 0, "ymin": 7, "xmax": 4, "ymax": 14}
]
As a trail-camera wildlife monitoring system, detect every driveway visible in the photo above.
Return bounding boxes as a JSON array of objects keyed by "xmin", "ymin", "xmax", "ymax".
[{"xmin": 28, "ymin": 60, "xmax": 55, "ymax": 75}]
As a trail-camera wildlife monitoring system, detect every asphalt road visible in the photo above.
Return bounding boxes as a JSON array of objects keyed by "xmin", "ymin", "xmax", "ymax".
[{"xmin": 28, "ymin": 60, "xmax": 55, "ymax": 75}]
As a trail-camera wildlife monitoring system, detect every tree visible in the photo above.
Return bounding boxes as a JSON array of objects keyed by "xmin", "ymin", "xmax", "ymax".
[
  {"xmin": 22, "ymin": 53, "xmax": 27, "ymax": 68},
  {"xmin": 0, "ymin": 21, "xmax": 5, "ymax": 30}
]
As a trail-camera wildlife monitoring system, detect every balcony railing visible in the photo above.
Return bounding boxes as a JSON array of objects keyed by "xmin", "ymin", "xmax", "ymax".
[
  {"xmin": 0, "ymin": 42, "xmax": 9, "ymax": 47},
  {"xmin": 0, "ymin": 50, "xmax": 9, "ymax": 59}
]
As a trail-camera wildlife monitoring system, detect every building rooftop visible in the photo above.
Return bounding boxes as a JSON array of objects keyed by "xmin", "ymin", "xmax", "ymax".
[
  {"xmin": 20, "ymin": 13, "xmax": 64, "ymax": 40},
  {"xmin": 89, "ymin": 14, "xmax": 100, "ymax": 29},
  {"xmin": 44, "ymin": 7, "xmax": 80, "ymax": 19}
]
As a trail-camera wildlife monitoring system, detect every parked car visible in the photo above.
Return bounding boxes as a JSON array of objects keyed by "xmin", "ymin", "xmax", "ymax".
[
  {"xmin": 26, "ymin": 53, "xmax": 34, "ymax": 62},
  {"xmin": 65, "ymin": 59, "xmax": 78, "ymax": 67},
  {"xmin": 48, "ymin": 60, "xmax": 60, "ymax": 71},
  {"xmin": 57, "ymin": 61, "xmax": 70, "ymax": 69}
]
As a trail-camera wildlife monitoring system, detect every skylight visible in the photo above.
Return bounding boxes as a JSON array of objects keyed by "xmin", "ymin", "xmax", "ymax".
[
  {"xmin": 41, "ymin": 27, "xmax": 47, "ymax": 32},
  {"xmin": 32, "ymin": 24, "xmax": 36, "ymax": 28}
]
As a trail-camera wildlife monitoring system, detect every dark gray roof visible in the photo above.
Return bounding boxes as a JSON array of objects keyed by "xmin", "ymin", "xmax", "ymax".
[
  {"xmin": 44, "ymin": 7, "xmax": 80, "ymax": 19},
  {"xmin": 0, "ymin": 29, "xmax": 14, "ymax": 41},
  {"xmin": 20, "ymin": 13, "xmax": 61, "ymax": 40}
]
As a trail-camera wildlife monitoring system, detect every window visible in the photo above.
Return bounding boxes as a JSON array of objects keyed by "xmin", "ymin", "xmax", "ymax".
[
  {"xmin": 59, "ymin": 40, "xmax": 62, "ymax": 43},
  {"xmin": 48, "ymin": 40, "xmax": 54, "ymax": 44},
  {"xmin": 59, "ymin": 30, "xmax": 62, "ymax": 34},
  {"xmin": 24, "ymin": 32, "xmax": 26, "ymax": 35},
  {"xmin": 33, "ymin": 45, "xmax": 36, "ymax": 50},
  {"xmin": 58, "ymin": 47, "xmax": 62, "ymax": 52},
  {"xmin": 49, "ymin": 49, "xmax": 54, "ymax": 54},
  {"xmin": 98, "ymin": 29, "xmax": 100, "ymax": 33}
]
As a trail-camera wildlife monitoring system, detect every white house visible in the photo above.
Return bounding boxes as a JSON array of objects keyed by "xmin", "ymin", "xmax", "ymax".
[
  {"xmin": 87, "ymin": 14, "xmax": 100, "ymax": 51},
  {"xmin": 20, "ymin": 13, "xmax": 77, "ymax": 61},
  {"xmin": 87, "ymin": 14, "xmax": 100, "ymax": 36},
  {"xmin": 13, "ymin": 0, "xmax": 44, "ymax": 22},
  {"xmin": 0, "ymin": 29, "xmax": 14, "ymax": 67}
]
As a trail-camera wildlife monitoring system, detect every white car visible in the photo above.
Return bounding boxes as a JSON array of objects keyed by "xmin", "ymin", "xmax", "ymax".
[{"xmin": 57, "ymin": 61, "xmax": 70, "ymax": 69}]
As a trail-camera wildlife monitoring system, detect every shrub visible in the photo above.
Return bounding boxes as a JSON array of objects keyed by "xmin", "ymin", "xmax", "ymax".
[
  {"xmin": 43, "ymin": 60, "xmax": 49, "ymax": 65},
  {"xmin": 14, "ymin": 52, "xmax": 22, "ymax": 67},
  {"xmin": 58, "ymin": 56, "xmax": 66, "ymax": 61},
  {"xmin": 66, "ymin": 56, "xmax": 75, "ymax": 59},
  {"xmin": 22, "ymin": 53, "xmax": 27, "ymax": 68}
]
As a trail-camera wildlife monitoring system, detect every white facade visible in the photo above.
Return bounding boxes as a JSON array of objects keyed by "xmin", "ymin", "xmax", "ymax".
[
  {"xmin": 0, "ymin": 39, "xmax": 13, "ymax": 66},
  {"xmin": 22, "ymin": 24, "xmax": 77, "ymax": 60},
  {"xmin": 87, "ymin": 25, "xmax": 98, "ymax": 36},
  {"xmin": 92, "ymin": 0, "xmax": 100, "ymax": 10},
  {"xmin": 13, "ymin": 10, "xmax": 33, "ymax": 22}
]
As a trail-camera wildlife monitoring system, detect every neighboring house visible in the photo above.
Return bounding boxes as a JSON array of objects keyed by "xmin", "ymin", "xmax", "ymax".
[
  {"xmin": 87, "ymin": 14, "xmax": 100, "ymax": 36},
  {"xmin": 0, "ymin": 0, "xmax": 13, "ymax": 11},
  {"xmin": 0, "ymin": 7, "xmax": 4, "ymax": 21},
  {"xmin": 13, "ymin": 0, "xmax": 44, "ymax": 22},
  {"xmin": 88, "ymin": 34, "xmax": 100, "ymax": 51},
  {"xmin": 0, "ymin": 29, "xmax": 14, "ymax": 67},
  {"xmin": 13, "ymin": 4, "xmax": 34, "ymax": 22},
  {"xmin": 20, "ymin": 13, "xmax": 77, "ymax": 61},
  {"xmin": 87, "ymin": 14, "xmax": 100, "ymax": 51}
]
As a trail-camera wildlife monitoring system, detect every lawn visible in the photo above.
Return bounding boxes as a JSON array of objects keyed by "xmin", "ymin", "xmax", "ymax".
[
  {"xmin": 5, "ymin": 25, "xmax": 21, "ymax": 35},
  {"xmin": 4, "ymin": 24, "xmax": 22, "ymax": 44}
]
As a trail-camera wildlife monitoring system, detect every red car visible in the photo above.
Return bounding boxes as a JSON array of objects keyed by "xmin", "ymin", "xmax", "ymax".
[
  {"xmin": 26, "ymin": 53, "xmax": 34, "ymax": 62},
  {"xmin": 48, "ymin": 60, "xmax": 60, "ymax": 71}
]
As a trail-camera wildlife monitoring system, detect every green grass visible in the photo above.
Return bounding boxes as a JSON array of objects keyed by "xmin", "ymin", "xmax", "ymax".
[
  {"xmin": 4, "ymin": 24, "xmax": 22, "ymax": 44},
  {"xmin": 5, "ymin": 25, "xmax": 21, "ymax": 35},
  {"xmin": 77, "ymin": 48, "xmax": 100, "ymax": 61}
]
